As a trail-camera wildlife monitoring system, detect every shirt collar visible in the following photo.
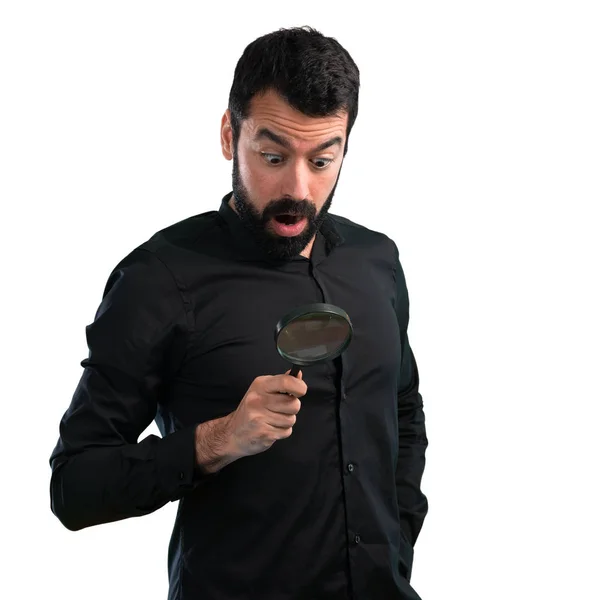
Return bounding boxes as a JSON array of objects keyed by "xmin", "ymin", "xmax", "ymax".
[{"xmin": 217, "ymin": 192, "xmax": 344, "ymax": 266}]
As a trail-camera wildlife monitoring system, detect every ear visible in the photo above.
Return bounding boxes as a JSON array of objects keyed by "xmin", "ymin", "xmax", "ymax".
[{"xmin": 220, "ymin": 109, "xmax": 234, "ymax": 160}]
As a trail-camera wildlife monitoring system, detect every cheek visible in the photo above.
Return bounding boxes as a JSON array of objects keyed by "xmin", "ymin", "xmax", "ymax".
[
  {"xmin": 240, "ymin": 154, "xmax": 276, "ymax": 196},
  {"xmin": 249, "ymin": 173, "xmax": 278, "ymax": 206},
  {"xmin": 312, "ymin": 168, "xmax": 339, "ymax": 199}
]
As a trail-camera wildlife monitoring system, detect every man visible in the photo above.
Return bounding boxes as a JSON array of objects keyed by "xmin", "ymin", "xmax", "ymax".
[{"xmin": 50, "ymin": 26, "xmax": 428, "ymax": 600}]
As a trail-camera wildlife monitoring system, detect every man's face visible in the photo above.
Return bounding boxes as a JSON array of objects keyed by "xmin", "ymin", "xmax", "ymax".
[{"xmin": 221, "ymin": 89, "xmax": 347, "ymax": 260}]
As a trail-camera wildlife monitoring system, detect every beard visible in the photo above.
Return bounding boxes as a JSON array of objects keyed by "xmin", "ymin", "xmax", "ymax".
[{"xmin": 231, "ymin": 151, "xmax": 339, "ymax": 261}]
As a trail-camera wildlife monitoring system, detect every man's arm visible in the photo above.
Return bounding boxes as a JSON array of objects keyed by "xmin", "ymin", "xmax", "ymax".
[
  {"xmin": 391, "ymin": 240, "xmax": 429, "ymax": 551},
  {"xmin": 49, "ymin": 249, "xmax": 212, "ymax": 531}
]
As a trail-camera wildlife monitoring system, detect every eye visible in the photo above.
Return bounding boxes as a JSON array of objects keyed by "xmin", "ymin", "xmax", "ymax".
[
  {"xmin": 311, "ymin": 157, "xmax": 334, "ymax": 169},
  {"xmin": 261, "ymin": 152, "xmax": 284, "ymax": 166}
]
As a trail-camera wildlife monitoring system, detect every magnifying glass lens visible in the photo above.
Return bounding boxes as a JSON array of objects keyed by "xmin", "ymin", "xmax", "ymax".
[
  {"xmin": 278, "ymin": 312, "xmax": 351, "ymax": 362},
  {"xmin": 274, "ymin": 303, "xmax": 353, "ymax": 377}
]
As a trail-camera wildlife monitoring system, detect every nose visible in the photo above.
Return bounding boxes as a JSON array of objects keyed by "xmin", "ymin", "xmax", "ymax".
[{"xmin": 281, "ymin": 161, "xmax": 310, "ymax": 201}]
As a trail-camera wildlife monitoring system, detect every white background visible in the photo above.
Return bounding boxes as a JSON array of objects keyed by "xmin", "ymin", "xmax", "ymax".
[{"xmin": 1, "ymin": 1, "xmax": 599, "ymax": 599}]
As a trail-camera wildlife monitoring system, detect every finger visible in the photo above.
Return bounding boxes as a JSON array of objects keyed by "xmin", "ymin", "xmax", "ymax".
[
  {"xmin": 265, "ymin": 374, "xmax": 307, "ymax": 397},
  {"xmin": 265, "ymin": 423, "xmax": 294, "ymax": 441},
  {"xmin": 286, "ymin": 368, "xmax": 303, "ymax": 380},
  {"xmin": 265, "ymin": 413, "xmax": 297, "ymax": 429},
  {"xmin": 266, "ymin": 395, "xmax": 302, "ymax": 414}
]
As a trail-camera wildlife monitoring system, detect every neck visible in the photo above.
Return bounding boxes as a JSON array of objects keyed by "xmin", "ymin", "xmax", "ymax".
[{"xmin": 300, "ymin": 237, "xmax": 315, "ymax": 258}]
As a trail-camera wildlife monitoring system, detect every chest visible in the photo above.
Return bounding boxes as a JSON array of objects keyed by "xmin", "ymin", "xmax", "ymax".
[{"xmin": 169, "ymin": 255, "xmax": 401, "ymax": 422}]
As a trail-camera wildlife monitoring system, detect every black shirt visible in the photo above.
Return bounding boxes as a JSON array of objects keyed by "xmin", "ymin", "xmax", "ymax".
[{"xmin": 49, "ymin": 193, "xmax": 428, "ymax": 600}]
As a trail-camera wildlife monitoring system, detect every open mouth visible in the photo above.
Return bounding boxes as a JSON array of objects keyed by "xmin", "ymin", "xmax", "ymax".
[
  {"xmin": 274, "ymin": 214, "xmax": 303, "ymax": 225},
  {"xmin": 270, "ymin": 213, "xmax": 308, "ymax": 237}
]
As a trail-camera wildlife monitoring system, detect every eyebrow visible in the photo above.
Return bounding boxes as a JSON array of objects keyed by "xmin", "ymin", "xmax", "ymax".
[{"xmin": 254, "ymin": 127, "xmax": 343, "ymax": 153}]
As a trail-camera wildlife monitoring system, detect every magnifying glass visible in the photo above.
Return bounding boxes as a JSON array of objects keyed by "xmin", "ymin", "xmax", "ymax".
[{"xmin": 274, "ymin": 303, "xmax": 353, "ymax": 377}]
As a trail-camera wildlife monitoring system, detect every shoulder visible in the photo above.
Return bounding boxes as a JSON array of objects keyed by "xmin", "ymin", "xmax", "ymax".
[
  {"xmin": 327, "ymin": 212, "xmax": 409, "ymax": 301},
  {"xmin": 92, "ymin": 216, "xmax": 211, "ymax": 338},
  {"xmin": 106, "ymin": 210, "xmax": 222, "ymax": 289},
  {"xmin": 139, "ymin": 210, "xmax": 222, "ymax": 262},
  {"xmin": 327, "ymin": 212, "xmax": 399, "ymax": 265}
]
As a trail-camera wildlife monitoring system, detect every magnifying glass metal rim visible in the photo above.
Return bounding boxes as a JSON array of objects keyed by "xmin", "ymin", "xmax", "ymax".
[{"xmin": 274, "ymin": 302, "xmax": 353, "ymax": 367}]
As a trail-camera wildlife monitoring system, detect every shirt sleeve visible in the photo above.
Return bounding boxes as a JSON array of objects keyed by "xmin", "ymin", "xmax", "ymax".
[
  {"xmin": 390, "ymin": 240, "xmax": 429, "ymax": 553},
  {"xmin": 49, "ymin": 248, "xmax": 209, "ymax": 532}
]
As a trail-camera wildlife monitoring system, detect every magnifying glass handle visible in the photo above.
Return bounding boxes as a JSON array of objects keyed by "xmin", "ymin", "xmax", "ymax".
[{"xmin": 289, "ymin": 364, "xmax": 301, "ymax": 377}]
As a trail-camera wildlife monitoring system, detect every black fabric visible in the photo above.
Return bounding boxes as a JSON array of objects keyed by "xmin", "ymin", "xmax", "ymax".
[{"xmin": 49, "ymin": 192, "xmax": 428, "ymax": 600}]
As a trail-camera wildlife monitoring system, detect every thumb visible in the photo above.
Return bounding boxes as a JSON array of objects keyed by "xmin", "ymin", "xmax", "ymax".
[{"xmin": 284, "ymin": 368, "xmax": 303, "ymax": 380}]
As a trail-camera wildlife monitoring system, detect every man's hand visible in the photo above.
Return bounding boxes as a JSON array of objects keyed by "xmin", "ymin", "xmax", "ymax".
[
  {"xmin": 195, "ymin": 369, "xmax": 306, "ymax": 472},
  {"xmin": 225, "ymin": 369, "xmax": 306, "ymax": 457}
]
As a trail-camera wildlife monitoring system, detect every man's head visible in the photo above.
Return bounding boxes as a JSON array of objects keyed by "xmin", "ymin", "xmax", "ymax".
[{"xmin": 220, "ymin": 26, "xmax": 360, "ymax": 260}]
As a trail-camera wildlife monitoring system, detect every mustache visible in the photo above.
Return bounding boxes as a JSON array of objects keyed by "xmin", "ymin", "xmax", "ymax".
[{"xmin": 262, "ymin": 198, "xmax": 316, "ymax": 220}]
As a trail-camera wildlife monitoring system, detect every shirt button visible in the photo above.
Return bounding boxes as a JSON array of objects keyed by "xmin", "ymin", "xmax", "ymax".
[
  {"xmin": 354, "ymin": 534, "xmax": 361, "ymax": 544},
  {"xmin": 347, "ymin": 463, "xmax": 355, "ymax": 474}
]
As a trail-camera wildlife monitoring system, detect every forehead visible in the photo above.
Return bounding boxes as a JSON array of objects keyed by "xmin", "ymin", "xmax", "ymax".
[{"xmin": 242, "ymin": 89, "xmax": 348, "ymax": 148}]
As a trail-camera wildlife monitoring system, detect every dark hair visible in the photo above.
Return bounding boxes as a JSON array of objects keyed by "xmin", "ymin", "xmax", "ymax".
[{"xmin": 228, "ymin": 26, "xmax": 360, "ymax": 155}]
